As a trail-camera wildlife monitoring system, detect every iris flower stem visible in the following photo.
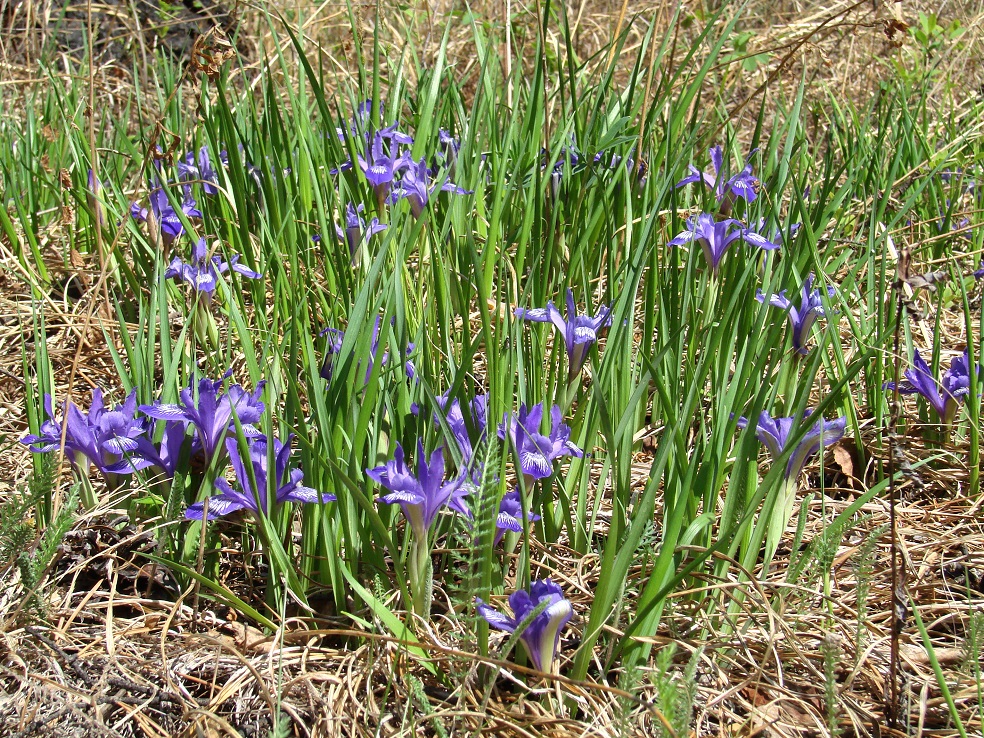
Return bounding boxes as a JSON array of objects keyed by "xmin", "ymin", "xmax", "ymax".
[
  {"xmin": 777, "ymin": 360, "xmax": 797, "ymax": 410},
  {"xmin": 502, "ymin": 530, "xmax": 521, "ymax": 555},
  {"xmin": 702, "ymin": 275, "xmax": 720, "ymax": 330},
  {"xmin": 764, "ymin": 476, "xmax": 800, "ymax": 566},
  {"xmin": 408, "ymin": 536, "xmax": 433, "ymax": 619},
  {"xmin": 192, "ymin": 300, "xmax": 220, "ymax": 348},
  {"xmin": 374, "ymin": 188, "xmax": 388, "ymax": 220},
  {"xmin": 558, "ymin": 375, "xmax": 579, "ymax": 414},
  {"xmin": 78, "ymin": 473, "xmax": 98, "ymax": 511}
]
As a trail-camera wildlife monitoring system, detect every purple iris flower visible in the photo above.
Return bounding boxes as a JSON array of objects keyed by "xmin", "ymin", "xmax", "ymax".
[
  {"xmin": 668, "ymin": 213, "xmax": 778, "ymax": 273},
  {"xmin": 591, "ymin": 151, "xmax": 649, "ymax": 185},
  {"xmin": 368, "ymin": 442, "xmax": 472, "ymax": 541},
  {"xmin": 356, "ymin": 132, "xmax": 411, "ymax": 203},
  {"xmin": 187, "ymin": 435, "xmax": 334, "ymax": 520},
  {"xmin": 139, "ymin": 373, "xmax": 266, "ymax": 469},
  {"xmin": 368, "ymin": 442, "xmax": 472, "ymax": 616},
  {"xmin": 21, "ymin": 389, "xmax": 146, "ymax": 476},
  {"xmin": 318, "ymin": 327, "xmax": 345, "ymax": 383},
  {"xmin": 940, "ymin": 167, "xmax": 978, "ymax": 195},
  {"xmin": 437, "ymin": 128, "xmax": 461, "ymax": 174},
  {"xmin": 884, "ymin": 350, "xmax": 981, "ymax": 426},
  {"xmin": 438, "ymin": 129, "xmax": 460, "ymax": 155},
  {"xmin": 543, "ymin": 140, "xmax": 581, "ymax": 198},
  {"xmin": 177, "ymin": 147, "xmax": 221, "ymax": 195},
  {"xmin": 941, "ymin": 216, "xmax": 972, "ymax": 239},
  {"xmin": 737, "ymin": 409, "xmax": 846, "ymax": 563},
  {"xmin": 498, "ymin": 403, "xmax": 583, "ymax": 481},
  {"xmin": 515, "ymin": 289, "xmax": 613, "ymax": 379},
  {"xmin": 104, "ymin": 419, "xmax": 187, "ymax": 479},
  {"xmin": 433, "ymin": 393, "xmax": 488, "ymax": 463},
  {"xmin": 742, "ymin": 219, "xmax": 800, "ymax": 251},
  {"xmin": 476, "ymin": 579, "xmax": 574, "ymax": 674},
  {"xmin": 543, "ymin": 140, "xmax": 581, "ymax": 170},
  {"xmin": 377, "ymin": 123, "xmax": 415, "ymax": 145},
  {"xmin": 975, "ymin": 261, "xmax": 984, "ymax": 279},
  {"xmin": 389, "ymin": 157, "xmax": 472, "ymax": 220},
  {"xmin": 756, "ymin": 274, "xmax": 837, "ymax": 355},
  {"xmin": 319, "ymin": 316, "xmax": 416, "ymax": 384},
  {"xmin": 164, "ymin": 237, "xmax": 262, "ymax": 299},
  {"xmin": 335, "ymin": 99, "xmax": 377, "ymax": 139},
  {"xmin": 736, "ymin": 409, "xmax": 846, "ymax": 481},
  {"xmin": 593, "ymin": 150, "xmax": 623, "ymax": 168},
  {"xmin": 675, "ymin": 144, "xmax": 759, "ymax": 216},
  {"xmin": 494, "ymin": 489, "xmax": 541, "ymax": 546},
  {"xmin": 335, "ymin": 202, "xmax": 387, "ymax": 257},
  {"xmin": 130, "ymin": 183, "xmax": 202, "ymax": 245},
  {"xmin": 336, "ymin": 100, "xmax": 414, "ymax": 145}
]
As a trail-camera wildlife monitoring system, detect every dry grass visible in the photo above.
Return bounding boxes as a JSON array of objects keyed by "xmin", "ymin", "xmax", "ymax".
[{"xmin": 0, "ymin": 462, "xmax": 981, "ymax": 736}]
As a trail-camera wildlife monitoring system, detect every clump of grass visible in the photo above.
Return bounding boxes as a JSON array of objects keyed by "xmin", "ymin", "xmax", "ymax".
[{"xmin": 2, "ymin": 455, "xmax": 78, "ymax": 622}]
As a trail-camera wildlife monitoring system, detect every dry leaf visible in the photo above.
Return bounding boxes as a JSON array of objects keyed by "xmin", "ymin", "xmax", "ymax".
[{"xmin": 830, "ymin": 441, "xmax": 856, "ymax": 490}]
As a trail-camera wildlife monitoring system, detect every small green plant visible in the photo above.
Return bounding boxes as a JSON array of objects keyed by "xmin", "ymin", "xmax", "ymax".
[
  {"xmin": 853, "ymin": 521, "xmax": 888, "ymax": 664},
  {"xmin": 2, "ymin": 456, "xmax": 78, "ymax": 622},
  {"xmin": 651, "ymin": 644, "xmax": 700, "ymax": 738},
  {"xmin": 910, "ymin": 13, "xmax": 964, "ymax": 55},
  {"xmin": 821, "ymin": 629, "xmax": 843, "ymax": 738},
  {"xmin": 616, "ymin": 663, "xmax": 644, "ymax": 737},
  {"xmin": 0, "ymin": 499, "xmax": 42, "ymax": 584},
  {"xmin": 963, "ymin": 606, "xmax": 984, "ymax": 724},
  {"xmin": 720, "ymin": 31, "xmax": 771, "ymax": 72},
  {"xmin": 155, "ymin": 0, "xmax": 179, "ymax": 38},
  {"xmin": 892, "ymin": 12, "xmax": 965, "ymax": 89}
]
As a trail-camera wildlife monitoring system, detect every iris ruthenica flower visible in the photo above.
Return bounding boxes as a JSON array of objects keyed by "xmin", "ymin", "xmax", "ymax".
[
  {"xmin": 737, "ymin": 409, "xmax": 846, "ymax": 562},
  {"xmin": 476, "ymin": 579, "xmax": 574, "ymax": 674},
  {"xmin": 130, "ymin": 183, "xmax": 201, "ymax": 246},
  {"xmin": 105, "ymin": 419, "xmax": 187, "ymax": 480},
  {"xmin": 540, "ymin": 139, "xmax": 583, "ymax": 198},
  {"xmin": 357, "ymin": 132, "xmax": 411, "ymax": 205},
  {"xmin": 676, "ymin": 146, "xmax": 759, "ymax": 216},
  {"xmin": 177, "ymin": 147, "xmax": 221, "ymax": 195},
  {"xmin": 320, "ymin": 316, "xmax": 416, "ymax": 385},
  {"xmin": 742, "ymin": 219, "xmax": 800, "ymax": 251},
  {"xmin": 165, "ymin": 237, "xmax": 262, "ymax": 299},
  {"xmin": 368, "ymin": 443, "xmax": 472, "ymax": 616},
  {"xmin": 498, "ymin": 403, "xmax": 583, "ymax": 484},
  {"xmin": 975, "ymin": 261, "xmax": 983, "ymax": 279},
  {"xmin": 495, "ymin": 489, "xmax": 541, "ymax": 547},
  {"xmin": 433, "ymin": 393, "xmax": 488, "ymax": 465},
  {"xmin": 369, "ymin": 443, "xmax": 472, "ymax": 540},
  {"xmin": 515, "ymin": 289, "xmax": 613, "ymax": 380},
  {"xmin": 737, "ymin": 409, "xmax": 846, "ymax": 482},
  {"xmin": 187, "ymin": 436, "xmax": 333, "ymax": 520},
  {"xmin": 669, "ymin": 213, "xmax": 778, "ymax": 274},
  {"xmin": 884, "ymin": 350, "xmax": 981, "ymax": 427},
  {"xmin": 675, "ymin": 145, "xmax": 759, "ymax": 216},
  {"xmin": 140, "ymin": 373, "xmax": 266, "ymax": 470},
  {"xmin": 335, "ymin": 99, "xmax": 413, "ymax": 146},
  {"xmin": 21, "ymin": 389, "xmax": 145, "ymax": 479},
  {"xmin": 390, "ymin": 157, "xmax": 472, "ymax": 219},
  {"xmin": 336, "ymin": 202, "xmax": 386, "ymax": 258},
  {"xmin": 437, "ymin": 129, "xmax": 461, "ymax": 174},
  {"xmin": 756, "ymin": 274, "xmax": 836, "ymax": 355}
]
